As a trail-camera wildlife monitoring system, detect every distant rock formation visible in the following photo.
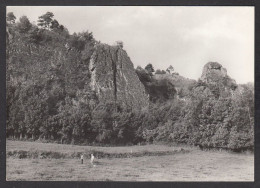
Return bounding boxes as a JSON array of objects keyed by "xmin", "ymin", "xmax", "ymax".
[
  {"xmin": 89, "ymin": 44, "xmax": 149, "ymax": 109},
  {"xmin": 154, "ymin": 73, "xmax": 195, "ymax": 88},
  {"xmin": 153, "ymin": 72, "xmax": 196, "ymax": 100},
  {"xmin": 200, "ymin": 62, "xmax": 237, "ymax": 90}
]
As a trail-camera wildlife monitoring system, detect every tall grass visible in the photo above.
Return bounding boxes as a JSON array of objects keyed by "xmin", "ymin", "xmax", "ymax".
[{"xmin": 7, "ymin": 148, "xmax": 189, "ymax": 159}]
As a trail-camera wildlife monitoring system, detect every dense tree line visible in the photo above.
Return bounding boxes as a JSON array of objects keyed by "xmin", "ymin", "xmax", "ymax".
[
  {"xmin": 133, "ymin": 65, "xmax": 254, "ymax": 151},
  {"xmin": 6, "ymin": 12, "xmax": 254, "ymax": 151}
]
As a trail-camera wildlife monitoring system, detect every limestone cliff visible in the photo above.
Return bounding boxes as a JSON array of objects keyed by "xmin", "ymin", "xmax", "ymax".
[{"xmin": 89, "ymin": 44, "xmax": 149, "ymax": 109}]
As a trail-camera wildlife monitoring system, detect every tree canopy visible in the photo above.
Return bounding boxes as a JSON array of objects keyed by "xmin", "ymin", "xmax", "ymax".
[
  {"xmin": 145, "ymin": 63, "xmax": 155, "ymax": 74},
  {"xmin": 17, "ymin": 16, "xmax": 32, "ymax": 33},
  {"xmin": 6, "ymin": 12, "xmax": 16, "ymax": 24},
  {"xmin": 37, "ymin": 12, "xmax": 54, "ymax": 30}
]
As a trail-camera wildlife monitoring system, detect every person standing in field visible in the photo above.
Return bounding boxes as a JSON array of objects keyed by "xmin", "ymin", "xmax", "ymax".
[
  {"xmin": 91, "ymin": 154, "xmax": 94, "ymax": 164},
  {"xmin": 90, "ymin": 153, "xmax": 96, "ymax": 167},
  {"xmin": 81, "ymin": 154, "xmax": 84, "ymax": 164}
]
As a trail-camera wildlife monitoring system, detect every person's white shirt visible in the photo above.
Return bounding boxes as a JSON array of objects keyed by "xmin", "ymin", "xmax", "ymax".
[{"xmin": 90, "ymin": 154, "xmax": 94, "ymax": 164}]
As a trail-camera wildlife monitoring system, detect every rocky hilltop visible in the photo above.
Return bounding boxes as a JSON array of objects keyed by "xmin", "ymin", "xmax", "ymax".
[
  {"xmin": 153, "ymin": 73, "xmax": 196, "ymax": 99},
  {"xmin": 7, "ymin": 29, "xmax": 148, "ymax": 111},
  {"xmin": 200, "ymin": 62, "xmax": 237, "ymax": 90},
  {"xmin": 89, "ymin": 44, "xmax": 149, "ymax": 109},
  {"xmin": 154, "ymin": 73, "xmax": 196, "ymax": 89}
]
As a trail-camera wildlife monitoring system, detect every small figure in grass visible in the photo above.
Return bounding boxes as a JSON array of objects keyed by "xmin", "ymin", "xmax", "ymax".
[
  {"xmin": 80, "ymin": 154, "xmax": 84, "ymax": 164},
  {"xmin": 90, "ymin": 153, "xmax": 95, "ymax": 167}
]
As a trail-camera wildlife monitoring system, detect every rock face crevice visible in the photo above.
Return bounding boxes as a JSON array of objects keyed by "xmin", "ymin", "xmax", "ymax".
[
  {"xmin": 111, "ymin": 47, "xmax": 120, "ymax": 104},
  {"xmin": 89, "ymin": 44, "xmax": 149, "ymax": 109}
]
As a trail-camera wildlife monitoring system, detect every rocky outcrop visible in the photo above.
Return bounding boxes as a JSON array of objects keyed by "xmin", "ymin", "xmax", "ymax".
[
  {"xmin": 200, "ymin": 62, "xmax": 237, "ymax": 90},
  {"xmin": 89, "ymin": 44, "xmax": 149, "ymax": 109},
  {"xmin": 153, "ymin": 73, "xmax": 196, "ymax": 100},
  {"xmin": 154, "ymin": 74, "xmax": 195, "ymax": 88}
]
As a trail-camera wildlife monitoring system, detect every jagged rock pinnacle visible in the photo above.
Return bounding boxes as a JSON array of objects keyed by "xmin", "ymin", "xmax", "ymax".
[{"xmin": 89, "ymin": 43, "xmax": 149, "ymax": 109}]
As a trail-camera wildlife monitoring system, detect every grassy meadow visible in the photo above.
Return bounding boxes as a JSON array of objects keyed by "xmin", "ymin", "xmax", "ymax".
[{"xmin": 6, "ymin": 140, "xmax": 254, "ymax": 181}]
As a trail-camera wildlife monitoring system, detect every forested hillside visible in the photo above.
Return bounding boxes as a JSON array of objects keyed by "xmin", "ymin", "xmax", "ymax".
[{"xmin": 6, "ymin": 12, "xmax": 254, "ymax": 151}]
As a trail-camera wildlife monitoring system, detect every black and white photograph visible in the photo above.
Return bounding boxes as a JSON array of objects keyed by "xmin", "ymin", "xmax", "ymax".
[{"xmin": 5, "ymin": 6, "xmax": 254, "ymax": 181}]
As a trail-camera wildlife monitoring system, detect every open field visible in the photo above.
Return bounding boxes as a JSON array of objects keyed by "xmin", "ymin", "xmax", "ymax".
[{"xmin": 6, "ymin": 140, "xmax": 254, "ymax": 181}]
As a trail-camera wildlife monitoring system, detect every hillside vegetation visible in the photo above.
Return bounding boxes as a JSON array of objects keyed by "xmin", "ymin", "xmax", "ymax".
[{"xmin": 6, "ymin": 12, "xmax": 254, "ymax": 151}]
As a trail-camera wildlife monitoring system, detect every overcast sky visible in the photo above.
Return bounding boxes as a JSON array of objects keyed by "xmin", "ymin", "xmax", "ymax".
[{"xmin": 7, "ymin": 6, "xmax": 254, "ymax": 84}]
